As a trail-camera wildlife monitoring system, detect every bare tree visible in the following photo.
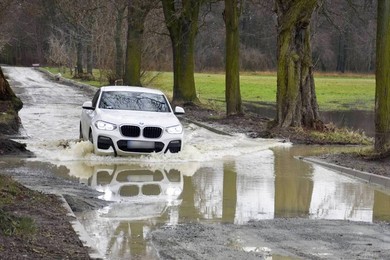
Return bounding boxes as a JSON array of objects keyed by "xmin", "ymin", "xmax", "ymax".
[
  {"xmin": 107, "ymin": 0, "xmax": 127, "ymax": 81},
  {"xmin": 0, "ymin": 0, "xmax": 14, "ymax": 51},
  {"xmin": 312, "ymin": 0, "xmax": 376, "ymax": 72},
  {"xmin": 0, "ymin": 0, "xmax": 22, "ymax": 112},
  {"xmin": 51, "ymin": 0, "xmax": 106, "ymax": 78},
  {"xmin": 142, "ymin": 7, "xmax": 172, "ymax": 72},
  {"xmin": 47, "ymin": 31, "xmax": 75, "ymax": 74}
]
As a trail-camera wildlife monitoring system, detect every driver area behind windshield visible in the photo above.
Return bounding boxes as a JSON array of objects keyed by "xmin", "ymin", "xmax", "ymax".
[{"xmin": 99, "ymin": 91, "xmax": 171, "ymax": 112}]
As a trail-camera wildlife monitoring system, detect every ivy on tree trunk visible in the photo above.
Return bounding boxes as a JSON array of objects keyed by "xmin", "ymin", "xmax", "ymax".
[
  {"xmin": 161, "ymin": 0, "xmax": 201, "ymax": 103},
  {"xmin": 275, "ymin": 0, "xmax": 320, "ymax": 128},
  {"xmin": 375, "ymin": 0, "xmax": 390, "ymax": 153}
]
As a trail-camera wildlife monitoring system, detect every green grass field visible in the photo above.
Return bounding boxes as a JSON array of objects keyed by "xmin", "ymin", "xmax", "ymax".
[
  {"xmin": 45, "ymin": 67, "xmax": 375, "ymax": 112},
  {"xmin": 145, "ymin": 71, "xmax": 375, "ymax": 111}
]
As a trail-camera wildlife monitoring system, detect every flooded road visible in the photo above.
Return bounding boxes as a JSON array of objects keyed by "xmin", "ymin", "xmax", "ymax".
[
  {"xmin": 243, "ymin": 101, "xmax": 375, "ymax": 136},
  {"xmin": 3, "ymin": 67, "xmax": 390, "ymax": 259}
]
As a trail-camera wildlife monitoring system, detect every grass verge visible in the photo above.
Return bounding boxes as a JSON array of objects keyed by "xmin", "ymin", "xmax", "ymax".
[
  {"xmin": 0, "ymin": 175, "xmax": 37, "ymax": 237},
  {"xmin": 44, "ymin": 67, "xmax": 375, "ymax": 112}
]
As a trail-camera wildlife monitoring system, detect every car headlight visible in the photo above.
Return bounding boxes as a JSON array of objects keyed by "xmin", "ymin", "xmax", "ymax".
[
  {"xmin": 166, "ymin": 125, "xmax": 183, "ymax": 134},
  {"xmin": 166, "ymin": 187, "xmax": 182, "ymax": 196},
  {"xmin": 95, "ymin": 120, "xmax": 117, "ymax": 131}
]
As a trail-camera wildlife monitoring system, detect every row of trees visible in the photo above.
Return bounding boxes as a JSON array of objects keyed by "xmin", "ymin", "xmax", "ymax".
[
  {"xmin": 0, "ymin": 0, "xmax": 389, "ymax": 154},
  {"xmin": 0, "ymin": 1, "xmax": 377, "ymax": 73}
]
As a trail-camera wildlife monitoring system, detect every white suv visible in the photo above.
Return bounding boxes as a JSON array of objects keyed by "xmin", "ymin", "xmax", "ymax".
[{"xmin": 80, "ymin": 86, "xmax": 184, "ymax": 156}]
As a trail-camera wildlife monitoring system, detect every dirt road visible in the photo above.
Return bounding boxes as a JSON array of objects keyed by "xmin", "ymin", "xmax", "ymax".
[{"xmin": 151, "ymin": 219, "xmax": 390, "ymax": 259}]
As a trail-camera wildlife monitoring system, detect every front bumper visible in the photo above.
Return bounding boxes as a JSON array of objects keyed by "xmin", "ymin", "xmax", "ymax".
[{"xmin": 94, "ymin": 134, "xmax": 183, "ymax": 156}]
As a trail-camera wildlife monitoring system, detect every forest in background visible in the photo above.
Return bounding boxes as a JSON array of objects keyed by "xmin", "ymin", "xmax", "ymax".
[{"xmin": 0, "ymin": 0, "xmax": 377, "ymax": 75}]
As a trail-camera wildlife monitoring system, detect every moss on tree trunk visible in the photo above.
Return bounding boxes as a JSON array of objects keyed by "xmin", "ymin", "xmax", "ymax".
[
  {"xmin": 224, "ymin": 0, "xmax": 242, "ymax": 116},
  {"xmin": 375, "ymin": 1, "xmax": 390, "ymax": 153},
  {"xmin": 124, "ymin": 1, "xmax": 150, "ymax": 86},
  {"xmin": 162, "ymin": 0, "xmax": 200, "ymax": 103},
  {"xmin": 275, "ymin": 0, "xmax": 320, "ymax": 128}
]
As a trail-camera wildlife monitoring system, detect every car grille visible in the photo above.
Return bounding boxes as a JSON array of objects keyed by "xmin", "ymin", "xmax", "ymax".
[
  {"xmin": 121, "ymin": 125, "xmax": 140, "ymax": 137},
  {"xmin": 143, "ymin": 127, "xmax": 162, "ymax": 138},
  {"xmin": 121, "ymin": 125, "xmax": 162, "ymax": 139}
]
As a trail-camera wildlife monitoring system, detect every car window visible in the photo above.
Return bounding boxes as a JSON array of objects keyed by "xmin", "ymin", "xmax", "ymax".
[
  {"xmin": 92, "ymin": 89, "xmax": 101, "ymax": 108},
  {"xmin": 99, "ymin": 91, "xmax": 171, "ymax": 112}
]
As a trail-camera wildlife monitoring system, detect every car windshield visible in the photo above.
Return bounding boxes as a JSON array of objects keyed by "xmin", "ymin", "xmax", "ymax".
[{"xmin": 99, "ymin": 91, "xmax": 171, "ymax": 112}]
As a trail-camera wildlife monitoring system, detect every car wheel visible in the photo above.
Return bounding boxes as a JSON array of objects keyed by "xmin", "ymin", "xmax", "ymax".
[
  {"xmin": 79, "ymin": 122, "xmax": 83, "ymax": 140},
  {"xmin": 89, "ymin": 129, "xmax": 93, "ymax": 144}
]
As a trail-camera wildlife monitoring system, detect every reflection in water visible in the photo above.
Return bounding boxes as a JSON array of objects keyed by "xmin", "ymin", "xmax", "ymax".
[
  {"xmin": 63, "ymin": 146, "xmax": 390, "ymax": 259},
  {"xmin": 192, "ymin": 165, "xmax": 224, "ymax": 220},
  {"xmin": 373, "ymin": 190, "xmax": 390, "ymax": 222},
  {"xmin": 86, "ymin": 165, "xmax": 183, "ymax": 204},
  {"xmin": 309, "ymin": 168, "xmax": 374, "ymax": 221},
  {"xmin": 222, "ymin": 161, "xmax": 237, "ymax": 223},
  {"xmin": 235, "ymin": 150, "xmax": 275, "ymax": 223},
  {"xmin": 274, "ymin": 147, "xmax": 313, "ymax": 218},
  {"xmin": 73, "ymin": 164, "xmax": 183, "ymax": 258}
]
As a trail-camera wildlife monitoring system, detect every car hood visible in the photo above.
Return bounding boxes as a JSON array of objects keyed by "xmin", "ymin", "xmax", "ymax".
[{"xmin": 95, "ymin": 109, "xmax": 181, "ymax": 127}]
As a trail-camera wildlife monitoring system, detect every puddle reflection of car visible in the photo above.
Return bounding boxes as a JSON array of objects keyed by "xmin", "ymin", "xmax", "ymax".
[
  {"xmin": 87, "ymin": 165, "xmax": 183, "ymax": 220},
  {"xmin": 80, "ymin": 86, "xmax": 185, "ymax": 156}
]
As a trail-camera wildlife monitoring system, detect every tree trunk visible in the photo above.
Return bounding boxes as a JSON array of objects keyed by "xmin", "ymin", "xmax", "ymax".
[
  {"xmin": 161, "ymin": 0, "xmax": 200, "ymax": 103},
  {"xmin": 76, "ymin": 39, "xmax": 83, "ymax": 76},
  {"xmin": 374, "ymin": 0, "xmax": 390, "ymax": 153},
  {"xmin": 224, "ymin": 0, "xmax": 243, "ymax": 116},
  {"xmin": 124, "ymin": 0, "xmax": 149, "ymax": 86},
  {"xmin": 115, "ymin": 6, "xmax": 126, "ymax": 81},
  {"xmin": 275, "ymin": 0, "xmax": 320, "ymax": 128},
  {"xmin": 336, "ymin": 32, "xmax": 347, "ymax": 73},
  {"xmin": 86, "ymin": 42, "xmax": 93, "ymax": 76}
]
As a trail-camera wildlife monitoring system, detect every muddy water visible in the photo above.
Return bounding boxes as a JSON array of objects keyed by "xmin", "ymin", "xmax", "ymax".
[
  {"xmin": 67, "ymin": 145, "xmax": 390, "ymax": 259},
  {"xmin": 243, "ymin": 101, "xmax": 375, "ymax": 136},
  {"xmin": 3, "ymin": 67, "xmax": 390, "ymax": 259}
]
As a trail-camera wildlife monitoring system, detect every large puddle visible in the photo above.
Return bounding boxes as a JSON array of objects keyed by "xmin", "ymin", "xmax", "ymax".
[{"xmin": 3, "ymin": 67, "xmax": 390, "ymax": 259}]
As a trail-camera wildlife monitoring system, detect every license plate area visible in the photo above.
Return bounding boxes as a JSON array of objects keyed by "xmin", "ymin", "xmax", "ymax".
[{"xmin": 127, "ymin": 140, "xmax": 155, "ymax": 149}]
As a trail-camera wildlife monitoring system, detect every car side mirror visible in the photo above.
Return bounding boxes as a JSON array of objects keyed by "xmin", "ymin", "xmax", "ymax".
[
  {"xmin": 174, "ymin": 106, "xmax": 185, "ymax": 115},
  {"xmin": 82, "ymin": 101, "xmax": 95, "ymax": 110}
]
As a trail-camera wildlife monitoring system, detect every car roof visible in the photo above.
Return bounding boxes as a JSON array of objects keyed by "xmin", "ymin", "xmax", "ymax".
[{"xmin": 100, "ymin": 86, "xmax": 164, "ymax": 95}]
